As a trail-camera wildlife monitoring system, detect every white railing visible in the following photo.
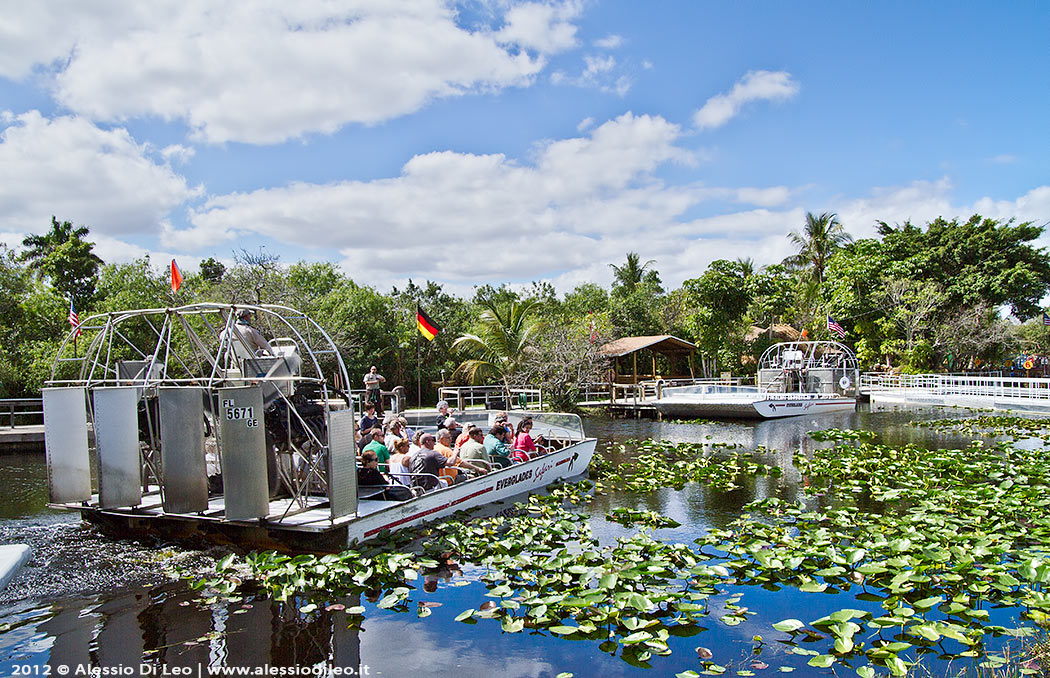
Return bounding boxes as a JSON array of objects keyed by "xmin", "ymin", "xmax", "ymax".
[
  {"xmin": 437, "ymin": 385, "xmax": 543, "ymax": 411},
  {"xmin": 861, "ymin": 373, "xmax": 1050, "ymax": 401}
]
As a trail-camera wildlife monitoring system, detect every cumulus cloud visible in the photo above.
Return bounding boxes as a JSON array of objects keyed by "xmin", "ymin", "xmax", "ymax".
[
  {"xmin": 496, "ymin": 1, "xmax": 581, "ymax": 53},
  {"xmin": 2, "ymin": 1, "xmax": 583, "ymax": 145},
  {"xmin": 594, "ymin": 34, "xmax": 623, "ymax": 49},
  {"xmin": 174, "ymin": 113, "xmax": 712, "ymax": 281},
  {"xmin": 693, "ymin": 70, "xmax": 800, "ymax": 130},
  {"xmin": 0, "ymin": 111, "xmax": 200, "ymax": 238}
]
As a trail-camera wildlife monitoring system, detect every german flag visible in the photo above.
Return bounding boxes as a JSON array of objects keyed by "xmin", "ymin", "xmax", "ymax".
[{"xmin": 416, "ymin": 306, "xmax": 440, "ymax": 341}]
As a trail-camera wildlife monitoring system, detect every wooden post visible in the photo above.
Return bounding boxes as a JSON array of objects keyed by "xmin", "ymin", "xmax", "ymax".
[{"xmin": 633, "ymin": 352, "xmax": 638, "ymax": 385}]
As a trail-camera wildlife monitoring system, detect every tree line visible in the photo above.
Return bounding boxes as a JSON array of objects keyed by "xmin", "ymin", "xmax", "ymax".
[{"xmin": 3, "ymin": 212, "xmax": 1050, "ymax": 404}]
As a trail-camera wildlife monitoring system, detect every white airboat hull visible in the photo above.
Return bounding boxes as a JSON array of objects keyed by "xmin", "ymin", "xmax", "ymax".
[
  {"xmin": 344, "ymin": 437, "xmax": 597, "ymax": 543},
  {"xmin": 654, "ymin": 394, "xmax": 856, "ymax": 420}
]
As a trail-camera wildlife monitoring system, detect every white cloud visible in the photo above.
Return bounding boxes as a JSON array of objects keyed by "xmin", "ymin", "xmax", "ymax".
[
  {"xmin": 693, "ymin": 70, "xmax": 800, "ymax": 130},
  {"xmin": 2, "ymin": 1, "xmax": 584, "ymax": 145},
  {"xmin": 0, "ymin": 111, "xmax": 200, "ymax": 238},
  {"xmin": 989, "ymin": 154, "xmax": 1018, "ymax": 164},
  {"xmin": 496, "ymin": 1, "xmax": 581, "ymax": 53},
  {"xmin": 594, "ymin": 34, "xmax": 623, "ymax": 49}
]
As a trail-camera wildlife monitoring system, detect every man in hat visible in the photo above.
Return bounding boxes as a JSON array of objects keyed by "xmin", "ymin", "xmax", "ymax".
[{"xmin": 230, "ymin": 308, "xmax": 274, "ymax": 357}]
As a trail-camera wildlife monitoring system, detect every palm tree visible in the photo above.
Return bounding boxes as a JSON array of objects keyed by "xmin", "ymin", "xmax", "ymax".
[
  {"xmin": 610, "ymin": 252, "xmax": 657, "ymax": 295},
  {"xmin": 452, "ymin": 298, "xmax": 543, "ymax": 396},
  {"xmin": 20, "ymin": 216, "xmax": 103, "ymax": 306},
  {"xmin": 784, "ymin": 212, "xmax": 852, "ymax": 283}
]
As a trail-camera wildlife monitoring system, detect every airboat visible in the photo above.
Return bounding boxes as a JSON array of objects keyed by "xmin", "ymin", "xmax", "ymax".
[
  {"xmin": 653, "ymin": 341, "xmax": 859, "ymax": 419},
  {"xmin": 42, "ymin": 303, "xmax": 596, "ymax": 550}
]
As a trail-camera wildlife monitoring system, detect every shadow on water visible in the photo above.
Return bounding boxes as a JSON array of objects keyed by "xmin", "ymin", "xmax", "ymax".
[{"xmin": 0, "ymin": 403, "xmax": 1021, "ymax": 676}]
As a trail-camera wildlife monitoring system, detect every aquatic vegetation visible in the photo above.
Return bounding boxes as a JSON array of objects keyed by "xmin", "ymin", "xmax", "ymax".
[
  {"xmin": 183, "ymin": 429, "xmax": 1050, "ymax": 675},
  {"xmin": 911, "ymin": 415, "xmax": 1050, "ymax": 440},
  {"xmin": 697, "ymin": 437, "xmax": 1050, "ymax": 674},
  {"xmin": 807, "ymin": 428, "xmax": 877, "ymax": 442},
  {"xmin": 597, "ymin": 440, "xmax": 782, "ymax": 493},
  {"xmin": 606, "ymin": 507, "xmax": 681, "ymax": 529}
]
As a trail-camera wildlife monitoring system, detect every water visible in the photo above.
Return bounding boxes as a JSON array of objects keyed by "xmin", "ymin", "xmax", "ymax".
[{"xmin": 0, "ymin": 403, "xmax": 1011, "ymax": 677}]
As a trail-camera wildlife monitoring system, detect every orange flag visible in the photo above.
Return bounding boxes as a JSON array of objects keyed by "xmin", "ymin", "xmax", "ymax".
[{"xmin": 170, "ymin": 259, "xmax": 183, "ymax": 293}]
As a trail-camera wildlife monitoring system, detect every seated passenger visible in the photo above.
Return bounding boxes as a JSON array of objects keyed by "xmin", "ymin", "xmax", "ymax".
[
  {"xmin": 435, "ymin": 400, "xmax": 452, "ymax": 428},
  {"xmin": 359, "ymin": 403, "xmax": 379, "ymax": 435},
  {"xmin": 458, "ymin": 426, "xmax": 491, "ymax": 464},
  {"xmin": 436, "ymin": 429, "xmax": 488, "ymax": 482},
  {"xmin": 410, "ymin": 433, "xmax": 448, "ymax": 491},
  {"xmin": 357, "ymin": 451, "xmax": 413, "ymax": 501},
  {"xmin": 484, "ymin": 425, "xmax": 514, "ymax": 467},
  {"xmin": 362, "ymin": 427, "xmax": 391, "ymax": 472},
  {"xmin": 513, "ymin": 417, "xmax": 545, "ymax": 457},
  {"xmin": 388, "ymin": 438, "xmax": 413, "ymax": 486}
]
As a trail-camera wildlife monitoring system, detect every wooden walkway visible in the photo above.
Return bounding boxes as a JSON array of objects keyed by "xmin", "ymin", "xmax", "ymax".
[{"xmin": 0, "ymin": 424, "xmax": 44, "ymax": 450}]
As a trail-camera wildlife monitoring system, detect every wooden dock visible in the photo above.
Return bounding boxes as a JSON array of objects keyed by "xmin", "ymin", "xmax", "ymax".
[{"xmin": 0, "ymin": 424, "xmax": 44, "ymax": 450}]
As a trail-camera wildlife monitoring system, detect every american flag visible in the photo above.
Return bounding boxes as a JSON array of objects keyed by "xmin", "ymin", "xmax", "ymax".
[
  {"xmin": 68, "ymin": 298, "xmax": 81, "ymax": 337},
  {"xmin": 827, "ymin": 315, "xmax": 846, "ymax": 338},
  {"xmin": 1043, "ymin": 311, "xmax": 1050, "ymax": 327}
]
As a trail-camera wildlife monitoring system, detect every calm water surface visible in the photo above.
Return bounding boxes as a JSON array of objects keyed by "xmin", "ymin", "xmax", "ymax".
[{"xmin": 0, "ymin": 403, "xmax": 1016, "ymax": 677}]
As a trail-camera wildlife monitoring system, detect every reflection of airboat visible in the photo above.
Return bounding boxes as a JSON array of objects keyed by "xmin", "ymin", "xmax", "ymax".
[
  {"xmin": 43, "ymin": 303, "xmax": 595, "ymax": 550},
  {"xmin": 653, "ymin": 341, "xmax": 859, "ymax": 420}
]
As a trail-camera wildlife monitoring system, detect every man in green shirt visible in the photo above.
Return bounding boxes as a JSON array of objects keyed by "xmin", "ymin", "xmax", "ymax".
[{"xmin": 362, "ymin": 427, "xmax": 391, "ymax": 472}]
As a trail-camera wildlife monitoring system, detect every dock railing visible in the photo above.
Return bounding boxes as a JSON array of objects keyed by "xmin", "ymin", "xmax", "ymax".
[
  {"xmin": 860, "ymin": 373, "xmax": 1050, "ymax": 401},
  {"xmin": 437, "ymin": 385, "xmax": 543, "ymax": 412},
  {"xmin": 1, "ymin": 398, "xmax": 43, "ymax": 429},
  {"xmin": 578, "ymin": 377, "xmax": 747, "ymax": 406}
]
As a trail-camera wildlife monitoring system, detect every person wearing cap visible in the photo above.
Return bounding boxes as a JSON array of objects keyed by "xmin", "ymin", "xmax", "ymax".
[
  {"xmin": 231, "ymin": 308, "xmax": 274, "ymax": 357},
  {"xmin": 363, "ymin": 365, "xmax": 386, "ymax": 415}
]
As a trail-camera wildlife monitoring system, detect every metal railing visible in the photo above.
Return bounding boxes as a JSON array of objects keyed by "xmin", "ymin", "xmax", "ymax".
[
  {"xmin": 579, "ymin": 377, "xmax": 747, "ymax": 405},
  {"xmin": 1, "ymin": 398, "xmax": 44, "ymax": 429},
  {"xmin": 860, "ymin": 373, "xmax": 1050, "ymax": 401},
  {"xmin": 437, "ymin": 385, "xmax": 543, "ymax": 412}
]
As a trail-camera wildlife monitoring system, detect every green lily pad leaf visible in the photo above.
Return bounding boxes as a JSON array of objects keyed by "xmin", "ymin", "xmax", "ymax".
[
  {"xmin": 856, "ymin": 666, "xmax": 876, "ymax": 678},
  {"xmin": 773, "ymin": 619, "xmax": 805, "ymax": 633},
  {"xmin": 799, "ymin": 582, "xmax": 827, "ymax": 593},
  {"xmin": 549, "ymin": 625, "xmax": 581, "ymax": 635},
  {"xmin": 885, "ymin": 656, "xmax": 909, "ymax": 676},
  {"xmin": 778, "ymin": 669, "xmax": 794, "ymax": 673},
  {"xmin": 676, "ymin": 672, "xmax": 700, "ymax": 678},
  {"xmin": 501, "ymin": 616, "xmax": 524, "ymax": 633},
  {"xmin": 376, "ymin": 594, "xmax": 400, "ymax": 609},
  {"xmin": 345, "ymin": 606, "xmax": 365, "ymax": 615},
  {"xmin": 912, "ymin": 595, "xmax": 943, "ymax": 610},
  {"xmin": 807, "ymin": 655, "xmax": 835, "ymax": 668},
  {"xmin": 454, "ymin": 609, "xmax": 475, "ymax": 622},
  {"xmin": 622, "ymin": 631, "xmax": 653, "ymax": 645}
]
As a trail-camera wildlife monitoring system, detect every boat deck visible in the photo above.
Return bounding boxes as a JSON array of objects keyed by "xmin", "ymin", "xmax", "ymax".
[{"xmin": 54, "ymin": 485, "xmax": 407, "ymax": 533}]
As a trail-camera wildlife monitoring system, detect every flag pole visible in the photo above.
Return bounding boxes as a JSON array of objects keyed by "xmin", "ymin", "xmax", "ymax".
[{"xmin": 416, "ymin": 304, "xmax": 422, "ymax": 408}]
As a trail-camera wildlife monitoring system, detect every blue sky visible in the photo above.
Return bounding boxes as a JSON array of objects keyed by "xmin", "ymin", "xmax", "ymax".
[{"xmin": 1, "ymin": 1, "xmax": 1047, "ymax": 295}]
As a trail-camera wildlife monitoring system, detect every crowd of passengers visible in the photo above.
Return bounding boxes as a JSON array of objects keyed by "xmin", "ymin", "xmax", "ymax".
[{"xmin": 354, "ymin": 400, "xmax": 548, "ymax": 499}]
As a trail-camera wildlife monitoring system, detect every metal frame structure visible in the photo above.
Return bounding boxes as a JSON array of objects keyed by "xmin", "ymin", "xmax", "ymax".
[{"xmin": 46, "ymin": 303, "xmax": 352, "ymax": 524}]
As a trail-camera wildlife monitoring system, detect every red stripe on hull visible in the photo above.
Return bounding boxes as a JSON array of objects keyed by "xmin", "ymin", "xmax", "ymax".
[{"xmin": 363, "ymin": 485, "xmax": 493, "ymax": 537}]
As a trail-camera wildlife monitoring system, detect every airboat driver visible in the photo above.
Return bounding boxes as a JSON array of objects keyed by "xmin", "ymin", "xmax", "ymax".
[
  {"xmin": 363, "ymin": 365, "xmax": 386, "ymax": 415},
  {"xmin": 229, "ymin": 308, "xmax": 274, "ymax": 358}
]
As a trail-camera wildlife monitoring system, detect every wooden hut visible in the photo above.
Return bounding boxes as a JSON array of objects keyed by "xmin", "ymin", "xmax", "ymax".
[{"xmin": 599, "ymin": 335, "xmax": 697, "ymax": 384}]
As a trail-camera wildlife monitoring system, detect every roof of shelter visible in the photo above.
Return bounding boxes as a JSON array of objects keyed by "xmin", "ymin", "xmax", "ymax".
[
  {"xmin": 599, "ymin": 335, "xmax": 696, "ymax": 358},
  {"xmin": 744, "ymin": 324, "xmax": 802, "ymax": 343}
]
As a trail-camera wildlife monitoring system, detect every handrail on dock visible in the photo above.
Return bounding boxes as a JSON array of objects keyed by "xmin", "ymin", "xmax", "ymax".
[
  {"xmin": 0, "ymin": 398, "xmax": 44, "ymax": 429},
  {"xmin": 860, "ymin": 372, "xmax": 1050, "ymax": 401}
]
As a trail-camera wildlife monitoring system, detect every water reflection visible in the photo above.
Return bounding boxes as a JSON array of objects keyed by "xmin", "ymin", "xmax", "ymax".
[{"xmin": 0, "ymin": 404, "xmax": 1013, "ymax": 676}]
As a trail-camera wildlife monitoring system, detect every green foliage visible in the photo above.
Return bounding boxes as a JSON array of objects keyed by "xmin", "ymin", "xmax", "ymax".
[
  {"xmin": 453, "ymin": 298, "xmax": 543, "ymax": 391},
  {"xmin": 20, "ymin": 216, "xmax": 103, "ymax": 307},
  {"xmin": 783, "ymin": 212, "xmax": 852, "ymax": 283}
]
